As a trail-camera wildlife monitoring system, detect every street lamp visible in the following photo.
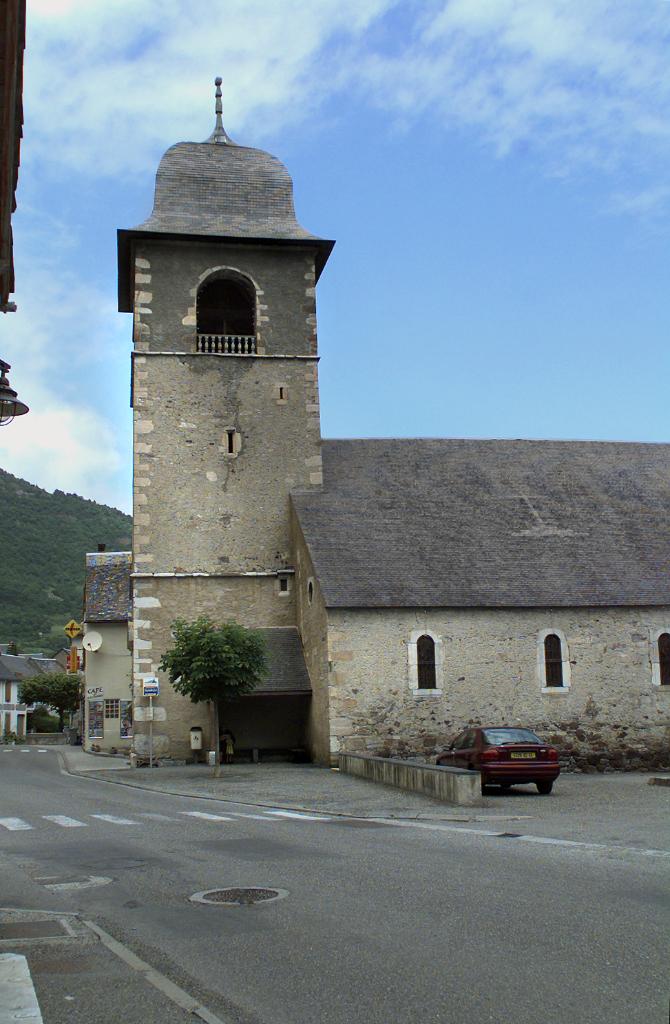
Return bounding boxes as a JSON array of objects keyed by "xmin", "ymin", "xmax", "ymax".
[{"xmin": 0, "ymin": 359, "xmax": 29, "ymax": 425}]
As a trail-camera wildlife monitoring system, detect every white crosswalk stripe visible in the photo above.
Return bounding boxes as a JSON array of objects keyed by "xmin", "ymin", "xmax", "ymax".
[
  {"xmin": 43, "ymin": 815, "xmax": 87, "ymax": 828},
  {"xmin": 230, "ymin": 812, "xmax": 278, "ymax": 821},
  {"xmin": 180, "ymin": 811, "xmax": 234, "ymax": 822},
  {"xmin": 0, "ymin": 807, "xmax": 334, "ymax": 833},
  {"xmin": 266, "ymin": 809, "xmax": 332, "ymax": 821},
  {"xmin": 91, "ymin": 814, "xmax": 140, "ymax": 825},
  {"xmin": 138, "ymin": 812, "xmax": 180, "ymax": 821}
]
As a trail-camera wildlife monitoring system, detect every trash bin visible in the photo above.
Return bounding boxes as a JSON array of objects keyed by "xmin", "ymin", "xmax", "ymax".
[{"xmin": 207, "ymin": 750, "xmax": 216, "ymax": 767}]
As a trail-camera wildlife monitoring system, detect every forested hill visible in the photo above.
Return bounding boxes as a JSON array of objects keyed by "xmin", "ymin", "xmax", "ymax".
[{"xmin": 0, "ymin": 469, "xmax": 132, "ymax": 654}]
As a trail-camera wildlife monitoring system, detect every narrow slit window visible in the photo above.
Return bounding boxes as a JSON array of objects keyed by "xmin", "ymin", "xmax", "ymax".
[
  {"xmin": 279, "ymin": 577, "xmax": 289, "ymax": 593},
  {"xmin": 544, "ymin": 634, "xmax": 564, "ymax": 687},
  {"xmin": 417, "ymin": 634, "xmax": 436, "ymax": 689},
  {"xmin": 659, "ymin": 633, "xmax": 670, "ymax": 685},
  {"xmin": 226, "ymin": 430, "xmax": 236, "ymax": 454}
]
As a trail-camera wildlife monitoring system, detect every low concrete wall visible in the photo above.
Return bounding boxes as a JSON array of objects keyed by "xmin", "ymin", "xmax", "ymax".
[
  {"xmin": 339, "ymin": 753, "xmax": 482, "ymax": 807},
  {"xmin": 22, "ymin": 733, "xmax": 68, "ymax": 746}
]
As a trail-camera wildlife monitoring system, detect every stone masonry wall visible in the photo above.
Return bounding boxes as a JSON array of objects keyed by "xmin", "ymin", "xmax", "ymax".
[
  {"xmin": 129, "ymin": 237, "xmax": 323, "ymax": 758},
  {"xmin": 326, "ymin": 607, "xmax": 670, "ymax": 771},
  {"xmin": 133, "ymin": 353, "xmax": 321, "ymax": 573},
  {"xmin": 291, "ymin": 506, "xmax": 330, "ymax": 763},
  {"xmin": 133, "ymin": 240, "xmax": 318, "ymax": 356},
  {"xmin": 132, "ymin": 575, "xmax": 296, "ymax": 760}
]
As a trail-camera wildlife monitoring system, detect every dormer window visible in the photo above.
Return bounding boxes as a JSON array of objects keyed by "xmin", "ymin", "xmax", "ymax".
[{"xmin": 196, "ymin": 274, "xmax": 256, "ymax": 354}]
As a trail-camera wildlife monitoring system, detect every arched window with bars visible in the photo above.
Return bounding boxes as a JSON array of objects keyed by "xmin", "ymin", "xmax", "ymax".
[
  {"xmin": 417, "ymin": 634, "xmax": 436, "ymax": 689},
  {"xmin": 544, "ymin": 633, "xmax": 564, "ymax": 688},
  {"xmin": 658, "ymin": 633, "xmax": 670, "ymax": 686}
]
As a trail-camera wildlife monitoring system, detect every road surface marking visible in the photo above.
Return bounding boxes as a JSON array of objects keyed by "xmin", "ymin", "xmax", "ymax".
[
  {"xmin": 138, "ymin": 812, "xmax": 180, "ymax": 821},
  {"xmin": 180, "ymin": 811, "xmax": 234, "ymax": 822},
  {"xmin": 0, "ymin": 953, "xmax": 44, "ymax": 1023},
  {"xmin": 37, "ymin": 749, "xmax": 48, "ymax": 753},
  {"xmin": 43, "ymin": 815, "xmax": 87, "ymax": 828},
  {"xmin": 20, "ymin": 749, "xmax": 30, "ymax": 753},
  {"xmin": 229, "ymin": 812, "xmax": 279, "ymax": 821},
  {"xmin": 265, "ymin": 809, "xmax": 332, "ymax": 821},
  {"xmin": 0, "ymin": 818, "xmax": 32, "ymax": 831},
  {"xmin": 387, "ymin": 819, "xmax": 670, "ymax": 859},
  {"xmin": 91, "ymin": 814, "xmax": 140, "ymax": 825}
]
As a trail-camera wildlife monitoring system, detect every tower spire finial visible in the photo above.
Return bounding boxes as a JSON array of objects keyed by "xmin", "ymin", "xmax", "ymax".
[{"xmin": 207, "ymin": 76, "xmax": 233, "ymax": 144}]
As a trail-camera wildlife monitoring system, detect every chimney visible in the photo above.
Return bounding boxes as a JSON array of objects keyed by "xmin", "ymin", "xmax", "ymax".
[{"xmin": 97, "ymin": 543, "xmax": 106, "ymax": 552}]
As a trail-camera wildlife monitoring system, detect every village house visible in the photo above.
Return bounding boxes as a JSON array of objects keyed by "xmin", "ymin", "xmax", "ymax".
[{"xmin": 81, "ymin": 549, "xmax": 133, "ymax": 753}]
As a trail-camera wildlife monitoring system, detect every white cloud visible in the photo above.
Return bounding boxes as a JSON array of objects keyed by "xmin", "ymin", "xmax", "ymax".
[
  {"xmin": 0, "ymin": 217, "xmax": 131, "ymax": 510},
  {"xmin": 0, "ymin": 395, "xmax": 129, "ymax": 511},
  {"xmin": 21, "ymin": 0, "xmax": 670, "ymax": 212},
  {"xmin": 24, "ymin": 0, "xmax": 396, "ymax": 176},
  {"xmin": 356, "ymin": 0, "xmax": 670, "ymax": 186}
]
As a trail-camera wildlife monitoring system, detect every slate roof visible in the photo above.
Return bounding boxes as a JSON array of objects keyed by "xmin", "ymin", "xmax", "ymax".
[
  {"xmin": 251, "ymin": 628, "xmax": 311, "ymax": 695},
  {"xmin": 0, "ymin": 654, "xmax": 34, "ymax": 681},
  {"xmin": 84, "ymin": 551, "xmax": 131, "ymax": 622},
  {"xmin": 291, "ymin": 439, "xmax": 670, "ymax": 608},
  {"xmin": 138, "ymin": 140, "xmax": 319, "ymax": 243},
  {"xmin": 118, "ymin": 125, "xmax": 334, "ymax": 309}
]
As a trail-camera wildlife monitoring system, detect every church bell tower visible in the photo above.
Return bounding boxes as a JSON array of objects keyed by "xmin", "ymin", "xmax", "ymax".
[{"xmin": 117, "ymin": 79, "xmax": 333, "ymax": 760}]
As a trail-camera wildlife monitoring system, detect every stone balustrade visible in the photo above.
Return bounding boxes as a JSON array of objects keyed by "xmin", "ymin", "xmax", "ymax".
[{"xmin": 196, "ymin": 334, "xmax": 256, "ymax": 354}]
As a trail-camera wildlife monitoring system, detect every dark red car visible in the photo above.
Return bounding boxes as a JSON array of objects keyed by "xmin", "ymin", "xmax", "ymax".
[{"xmin": 436, "ymin": 726, "xmax": 560, "ymax": 794}]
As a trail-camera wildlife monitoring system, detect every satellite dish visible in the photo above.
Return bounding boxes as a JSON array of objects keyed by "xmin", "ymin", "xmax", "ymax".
[{"xmin": 82, "ymin": 631, "xmax": 102, "ymax": 652}]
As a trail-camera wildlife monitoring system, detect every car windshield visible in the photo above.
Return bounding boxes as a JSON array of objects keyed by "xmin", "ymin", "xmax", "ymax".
[{"xmin": 483, "ymin": 728, "xmax": 541, "ymax": 745}]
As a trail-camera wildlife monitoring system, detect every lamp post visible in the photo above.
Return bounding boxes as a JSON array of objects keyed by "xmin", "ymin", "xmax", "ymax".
[{"xmin": 0, "ymin": 359, "xmax": 28, "ymax": 425}]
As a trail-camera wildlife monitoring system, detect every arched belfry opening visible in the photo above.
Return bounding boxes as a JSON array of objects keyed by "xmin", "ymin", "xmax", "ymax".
[{"xmin": 196, "ymin": 274, "xmax": 256, "ymax": 354}]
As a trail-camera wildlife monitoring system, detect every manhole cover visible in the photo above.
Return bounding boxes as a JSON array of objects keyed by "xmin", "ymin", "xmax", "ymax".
[{"xmin": 190, "ymin": 887, "xmax": 288, "ymax": 906}]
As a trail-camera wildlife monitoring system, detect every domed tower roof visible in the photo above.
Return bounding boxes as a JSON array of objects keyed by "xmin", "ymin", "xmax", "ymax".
[{"xmin": 118, "ymin": 79, "xmax": 333, "ymax": 311}]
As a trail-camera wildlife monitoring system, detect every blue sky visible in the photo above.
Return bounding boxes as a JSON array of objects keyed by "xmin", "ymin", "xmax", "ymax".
[{"xmin": 1, "ymin": 0, "xmax": 669, "ymax": 513}]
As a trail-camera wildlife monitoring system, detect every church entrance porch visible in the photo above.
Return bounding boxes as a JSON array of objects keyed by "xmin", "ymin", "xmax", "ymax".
[{"xmin": 217, "ymin": 693, "xmax": 311, "ymax": 763}]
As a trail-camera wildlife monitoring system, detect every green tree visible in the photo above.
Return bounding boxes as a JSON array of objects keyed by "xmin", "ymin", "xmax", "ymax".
[
  {"xmin": 29, "ymin": 704, "xmax": 60, "ymax": 733},
  {"xmin": 158, "ymin": 617, "xmax": 267, "ymax": 766},
  {"xmin": 19, "ymin": 672, "xmax": 80, "ymax": 730}
]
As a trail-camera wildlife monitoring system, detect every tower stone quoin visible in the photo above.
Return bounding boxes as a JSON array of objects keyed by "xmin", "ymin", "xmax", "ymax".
[{"xmin": 117, "ymin": 80, "xmax": 334, "ymax": 761}]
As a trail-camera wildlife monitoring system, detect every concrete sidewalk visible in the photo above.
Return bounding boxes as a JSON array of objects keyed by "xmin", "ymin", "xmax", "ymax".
[{"xmin": 58, "ymin": 748, "xmax": 131, "ymax": 773}]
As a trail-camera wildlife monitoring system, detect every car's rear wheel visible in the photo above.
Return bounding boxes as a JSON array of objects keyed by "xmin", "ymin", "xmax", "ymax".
[
  {"xmin": 536, "ymin": 780, "xmax": 553, "ymax": 795},
  {"xmin": 480, "ymin": 774, "xmax": 488, "ymax": 794}
]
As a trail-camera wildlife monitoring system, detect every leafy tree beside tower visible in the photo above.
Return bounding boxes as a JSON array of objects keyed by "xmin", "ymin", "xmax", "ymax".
[{"xmin": 158, "ymin": 618, "xmax": 267, "ymax": 766}]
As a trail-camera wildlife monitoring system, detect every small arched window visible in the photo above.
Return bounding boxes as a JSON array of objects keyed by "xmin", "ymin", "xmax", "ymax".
[
  {"xmin": 544, "ymin": 634, "xmax": 564, "ymax": 687},
  {"xmin": 197, "ymin": 277, "xmax": 255, "ymax": 337},
  {"xmin": 417, "ymin": 634, "xmax": 436, "ymax": 689},
  {"xmin": 659, "ymin": 633, "xmax": 670, "ymax": 686}
]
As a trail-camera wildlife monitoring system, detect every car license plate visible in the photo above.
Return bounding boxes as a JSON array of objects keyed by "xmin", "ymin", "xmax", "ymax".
[{"xmin": 510, "ymin": 752, "xmax": 536, "ymax": 759}]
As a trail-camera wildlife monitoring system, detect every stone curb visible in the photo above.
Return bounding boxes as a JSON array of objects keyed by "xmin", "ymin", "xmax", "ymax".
[{"xmin": 648, "ymin": 776, "xmax": 670, "ymax": 787}]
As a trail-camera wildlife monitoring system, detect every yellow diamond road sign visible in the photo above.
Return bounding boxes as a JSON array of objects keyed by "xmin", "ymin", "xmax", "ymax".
[{"xmin": 64, "ymin": 619, "xmax": 82, "ymax": 639}]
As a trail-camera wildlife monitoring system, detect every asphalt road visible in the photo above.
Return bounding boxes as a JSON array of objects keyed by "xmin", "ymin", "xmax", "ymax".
[{"xmin": 1, "ymin": 748, "xmax": 668, "ymax": 1024}]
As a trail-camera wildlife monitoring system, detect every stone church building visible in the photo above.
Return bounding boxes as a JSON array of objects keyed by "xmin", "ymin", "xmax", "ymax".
[{"xmin": 118, "ymin": 83, "xmax": 670, "ymax": 769}]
